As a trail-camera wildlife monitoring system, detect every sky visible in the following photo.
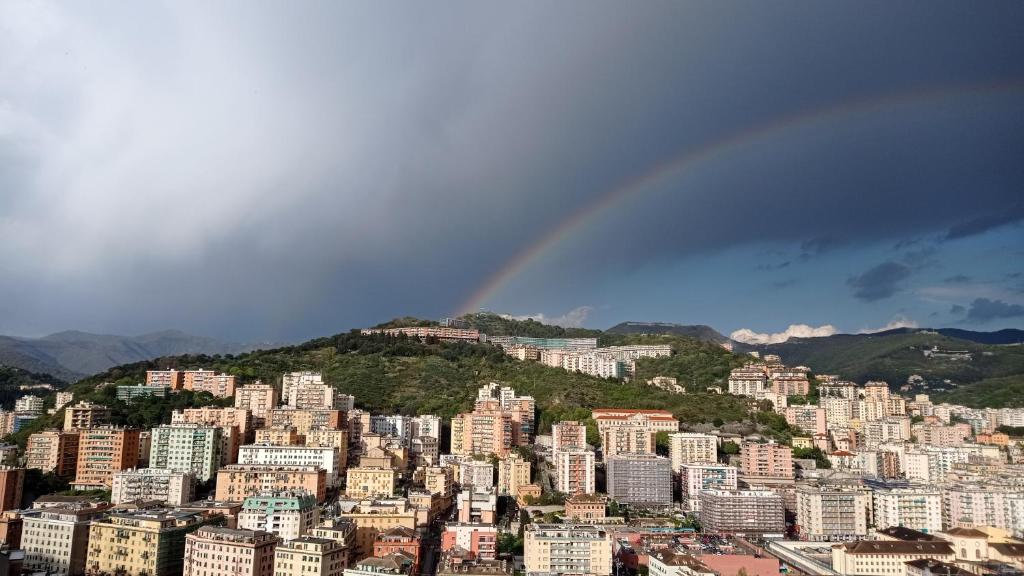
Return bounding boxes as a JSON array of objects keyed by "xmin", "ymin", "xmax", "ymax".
[{"xmin": 1, "ymin": 1, "xmax": 1022, "ymax": 342}]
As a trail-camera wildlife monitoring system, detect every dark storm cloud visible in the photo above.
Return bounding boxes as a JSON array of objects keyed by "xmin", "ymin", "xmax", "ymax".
[
  {"xmin": 0, "ymin": 1, "xmax": 1022, "ymax": 339},
  {"xmin": 944, "ymin": 204, "xmax": 1024, "ymax": 240},
  {"xmin": 950, "ymin": 304, "xmax": 966, "ymax": 315},
  {"xmin": 966, "ymin": 298, "xmax": 1024, "ymax": 322},
  {"xmin": 847, "ymin": 262, "xmax": 913, "ymax": 302},
  {"xmin": 944, "ymin": 275, "xmax": 973, "ymax": 284}
]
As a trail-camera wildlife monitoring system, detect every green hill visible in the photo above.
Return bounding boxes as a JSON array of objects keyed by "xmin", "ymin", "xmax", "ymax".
[
  {"xmin": 0, "ymin": 365, "xmax": 64, "ymax": 408},
  {"xmin": 57, "ymin": 328, "xmax": 752, "ymax": 435},
  {"xmin": 745, "ymin": 330, "xmax": 1024, "ymax": 404}
]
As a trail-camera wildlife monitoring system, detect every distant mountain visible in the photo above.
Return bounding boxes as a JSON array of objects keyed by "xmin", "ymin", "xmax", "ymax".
[
  {"xmin": 930, "ymin": 328, "xmax": 1024, "ymax": 345},
  {"xmin": 0, "ymin": 330, "xmax": 274, "ymax": 382},
  {"xmin": 605, "ymin": 322, "xmax": 731, "ymax": 345}
]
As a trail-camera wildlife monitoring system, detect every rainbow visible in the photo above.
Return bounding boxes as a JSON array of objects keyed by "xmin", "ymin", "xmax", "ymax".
[{"xmin": 458, "ymin": 80, "xmax": 1024, "ymax": 315}]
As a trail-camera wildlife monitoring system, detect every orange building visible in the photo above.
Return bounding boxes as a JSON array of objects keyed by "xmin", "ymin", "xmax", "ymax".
[
  {"xmin": 185, "ymin": 370, "xmax": 237, "ymax": 398},
  {"xmin": 268, "ymin": 409, "xmax": 345, "ymax": 435},
  {"xmin": 450, "ymin": 402, "xmax": 513, "ymax": 458},
  {"xmin": 147, "ymin": 369, "xmax": 186, "ymax": 390},
  {"xmin": 73, "ymin": 427, "xmax": 141, "ymax": 489},
  {"xmin": 214, "ymin": 465, "xmax": 327, "ymax": 503},
  {"xmin": 373, "ymin": 527, "xmax": 421, "ymax": 575},
  {"xmin": 0, "ymin": 511, "xmax": 21, "ymax": 548},
  {"xmin": 235, "ymin": 383, "xmax": 280, "ymax": 426},
  {"xmin": 740, "ymin": 441, "xmax": 793, "ymax": 478},
  {"xmin": 0, "ymin": 469, "xmax": 24, "ymax": 512},
  {"xmin": 26, "ymin": 430, "xmax": 80, "ymax": 479}
]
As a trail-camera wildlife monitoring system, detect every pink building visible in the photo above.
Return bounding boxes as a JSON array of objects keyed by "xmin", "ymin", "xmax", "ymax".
[
  {"xmin": 783, "ymin": 406, "xmax": 827, "ymax": 436},
  {"xmin": 183, "ymin": 526, "xmax": 277, "ymax": 576},
  {"xmin": 441, "ymin": 523, "xmax": 498, "ymax": 560},
  {"xmin": 740, "ymin": 441, "xmax": 793, "ymax": 478}
]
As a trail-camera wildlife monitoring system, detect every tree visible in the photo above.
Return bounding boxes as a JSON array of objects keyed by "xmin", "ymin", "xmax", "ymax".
[{"xmin": 721, "ymin": 441, "xmax": 740, "ymax": 455}]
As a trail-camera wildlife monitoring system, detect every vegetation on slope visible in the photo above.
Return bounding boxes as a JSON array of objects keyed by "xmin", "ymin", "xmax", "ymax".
[
  {"xmin": 749, "ymin": 331, "xmax": 1024, "ymax": 389},
  {"xmin": 57, "ymin": 330, "xmax": 754, "ymax": 439},
  {"xmin": 0, "ymin": 365, "xmax": 65, "ymax": 409},
  {"xmin": 458, "ymin": 312, "xmax": 603, "ymax": 338},
  {"xmin": 934, "ymin": 375, "xmax": 1024, "ymax": 408}
]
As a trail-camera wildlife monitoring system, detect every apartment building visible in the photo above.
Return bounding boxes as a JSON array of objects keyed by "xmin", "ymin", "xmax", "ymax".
[
  {"xmin": 238, "ymin": 444, "xmax": 343, "ymax": 487},
  {"xmin": 117, "ymin": 383, "xmax": 171, "ymax": 401},
  {"xmin": 214, "ymin": 464, "xmax": 327, "ymax": 502},
  {"xmin": 73, "ymin": 427, "xmax": 141, "ymax": 489},
  {"xmin": 268, "ymin": 408, "xmax": 345, "ymax": 435},
  {"xmin": 183, "ymin": 526, "xmax": 278, "ymax": 576},
  {"xmin": 606, "ymin": 454, "xmax": 672, "ymax": 508},
  {"xmin": 291, "ymin": 381, "xmax": 346, "ymax": 410},
  {"xmin": 458, "ymin": 460, "xmax": 494, "ymax": 489},
  {"xmin": 728, "ymin": 367, "xmax": 767, "ymax": 397},
  {"xmin": 346, "ymin": 467, "xmax": 398, "ymax": 499},
  {"xmin": 555, "ymin": 449, "xmax": 596, "ymax": 496},
  {"xmin": 770, "ymin": 376, "xmax": 810, "ymax": 397},
  {"xmin": 111, "ymin": 467, "xmax": 195, "ymax": 506},
  {"xmin": 441, "ymin": 523, "xmax": 499, "ymax": 560},
  {"xmin": 601, "ymin": 425, "xmax": 656, "ymax": 460},
  {"xmin": 186, "ymin": 372, "xmax": 237, "ymax": 398},
  {"xmin": 63, "ymin": 401, "xmax": 111, "ymax": 431},
  {"xmin": 411, "ymin": 415, "xmax": 442, "ymax": 440},
  {"xmin": 361, "ymin": 326, "xmax": 481, "ymax": 343},
  {"xmin": 239, "ymin": 491, "xmax": 320, "ymax": 541},
  {"xmin": 0, "ymin": 468, "xmax": 23, "ymax": 513},
  {"xmin": 22, "ymin": 505, "xmax": 110, "ymax": 576},
  {"xmin": 524, "ymin": 524, "xmax": 612, "ymax": 576},
  {"xmin": 54, "ymin": 391, "xmax": 74, "ymax": 410},
  {"xmin": 698, "ymin": 490, "xmax": 785, "ymax": 536},
  {"xmin": 680, "ymin": 464, "xmax": 738, "ymax": 512},
  {"xmin": 475, "ymin": 383, "xmax": 536, "ymax": 442},
  {"xmin": 255, "ymin": 425, "xmax": 304, "ymax": 445},
  {"xmin": 26, "ymin": 429, "xmax": 80, "ymax": 478},
  {"xmin": 795, "ymin": 484, "xmax": 871, "ymax": 542},
  {"xmin": 450, "ymin": 408, "xmax": 513, "ymax": 458},
  {"xmin": 497, "ymin": 453, "xmax": 530, "ymax": 497},
  {"xmin": 668, "ymin": 433, "xmax": 718, "ymax": 471},
  {"xmin": 872, "ymin": 487, "xmax": 943, "ymax": 534},
  {"xmin": 275, "ymin": 535, "xmax": 348, "ymax": 576},
  {"xmin": 147, "ymin": 369, "xmax": 185, "ymax": 390},
  {"xmin": 172, "ymin": 407, "xmax": 253, "ymax": 440},
  {"xmin": 151, "ymin": 424, "xmax": 223, "ymax": 482},
  {"xmin": 85, "ymin": 509, "xmax": 213, "ymax": 576},
  {"xmin": 942, "ymin": 484, "xmax": 1024, "ymax": 531},
  {"xmin": 339, "ymin": 499, "xmax": 418, "ymax": 559},
  {"xmin": 374, "ymin": 527, "xmax": 421, "ymax": 576},
  {"xmin": 14, "ymin": 395, "xmax": 43, "ymax": 415},
  {"xmin": 234, "ymin": 383, "xmax": 280, "ymax": 426},
  {"xmin": 740, "ymin": 441, "xmax": 793, "ymax": 478},
  {"xmin": 551, "ymin": 420, "xmax": 588, "ymax": 461},
  {"xmin": 281, "ymin": 371, "xmax": 324, "ymax": 404},
  {"xmin": 784, "ymin": 406, "xmax": 827, "ymax": 435},
  {"xmin": 411, "ymin": 436, "xmax": 439, "ymax": 466},
  {"xmin": 564, "ymin": 494, "xmax": 607, "ymax": 522},
  {"xmin": 457, "ymin": 488, "xmax": 497, "ymax": 524}
]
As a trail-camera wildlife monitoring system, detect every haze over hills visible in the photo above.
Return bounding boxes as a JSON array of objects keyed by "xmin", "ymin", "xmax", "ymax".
[
  {"xmin": 605, "ymin": 322, "xmax": 731, "ymax": 345},
  {"xmin": 0, "ymin": 330, "xmax": 275, "ymax": 382}
]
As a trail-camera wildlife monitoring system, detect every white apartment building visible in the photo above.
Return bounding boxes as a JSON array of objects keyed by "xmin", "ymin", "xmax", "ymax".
[
  {"xmin": 111, "ymin": 467, "xmax": 196, "ymax": 506},
  {"xmin": 22, "ymin": 506, "xmax": 108, "ymax": 576},
  {"xmin": 15, "ymin": 395, "xmax": 44, "ymax": 415},
  {"xmin": 411, "ymin": 415, "xmax": 442, "ymax": 440},
  {"xmin": 281, "ymin": 371, "xmax": 323, "ymax": 404},
  {"xmin": 728, "ymin": 367, "xmax": 767, "ymax": 397},
  {"xmin": 370, "ymin": 415, "xmax": 413, "ymax": 445},
  {"xmin": 460, "ymin": 460, "xmax": 495, "ymax": 489},
  {"xmin": 239, "ymin": 491, "xmax": 320, "ymax": 541},
  {"xmin": 150, "ymin": 424, "xmax": 223, "ymax": 482},
  {"xmin": 555, "ymin": 449, "xmax": 596, "ymax": 495},
  {"xmin": 872, "ymin": 487, "xmax": 943, "ymax": 534},
  {"xmin": 238, "ymin": 444, "xmax": 343, "ymax": 487},
  {"xmin": 904, "ymin": 447, "xmax": 969, "ymax": 484},
  {"xmin": 679, "ymin": 464, "xmax": 738, "ymax": 512},
  {"xmin": 668, "ymin": 433, "xmax": 718, "ymax": 471},
  {"xmin": 524, "ymin": 524, "xmax": 612, "ymax": 576},
  {"xmin": 795, "ymin": 484, "xmax": 871, "ymax": 542}
]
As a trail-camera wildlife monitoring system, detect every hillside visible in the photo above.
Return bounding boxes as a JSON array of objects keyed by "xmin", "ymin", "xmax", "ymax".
[
  {"xmin": 0, "ymin": 330, "xmax": 273, "ymax": 382},
  {"xmin": 743, "ymin": 330, "xmax": 1024, "ymax": 398},
  {"xmin": 604, "ymin": 322, "xmax": 731, "ymax": 345},
  {"xmin": 0, "ymin": 365, "xmax": 64, "ymax": 409},
  {"xmin": 62, "ymin": 329, "xmax": 755, "ymax": 435}
]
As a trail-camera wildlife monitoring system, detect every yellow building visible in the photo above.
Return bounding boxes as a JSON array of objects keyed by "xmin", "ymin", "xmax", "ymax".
[
  {"xmin": 497, "ymin": 453, "xmax": 531, "ymax": 497},
  {"xmin": 254, "ymin": 426, "xmax": 305, "ymax": 445},
  {"xmin": 339, "ymin": 500, "xmax": 417, "ymax": 560},
  {"xmin": 86, "ymin": 509, "xmax": 215, "ymax": 576},
  {"xmin": 63, "ymin": 401, "xmax": 111, "ymax": 431},
  {"xmin": 274, "ymin": 535, "xmax": 348, "ymax": 576},
  {"xmin": 346, "ymin": 467, "xmax": 397, "ymax": 499}
]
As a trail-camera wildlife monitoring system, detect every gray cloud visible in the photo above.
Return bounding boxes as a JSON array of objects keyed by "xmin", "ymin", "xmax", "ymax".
[
  {"xmin": 950, "ymin": 304, "xmax": 966, "ymax": 315},
  {"xmin": 944, "ymin": 275, "xmax": 973, "ymax": 284},
  {"xmin": 0, "ymin": 1, "xmax": 1022, "ymax": 340},
  {"xmin": 966, "ymin": 298, "xmax": 1024, "ymax": 323},
  {"xmin": 944, "ymin": 204, "xmax": 1024, "ymax": 240},
  {"xmin": 847, "ymin": 262, "xmax": 913, "ymax": 302}
]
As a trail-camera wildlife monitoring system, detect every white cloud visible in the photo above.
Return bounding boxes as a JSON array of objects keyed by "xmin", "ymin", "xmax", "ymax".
[
  {"xmin": 505, "ymin": 306, "xmax": 594, "ymax": 328},
  {"xmin": 730, "ymin": 323, "xmax": 838, "ymax": 345},
  {"xmin": 857, "ymin": 315, "xmax": 918, "ymax": 334}
]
